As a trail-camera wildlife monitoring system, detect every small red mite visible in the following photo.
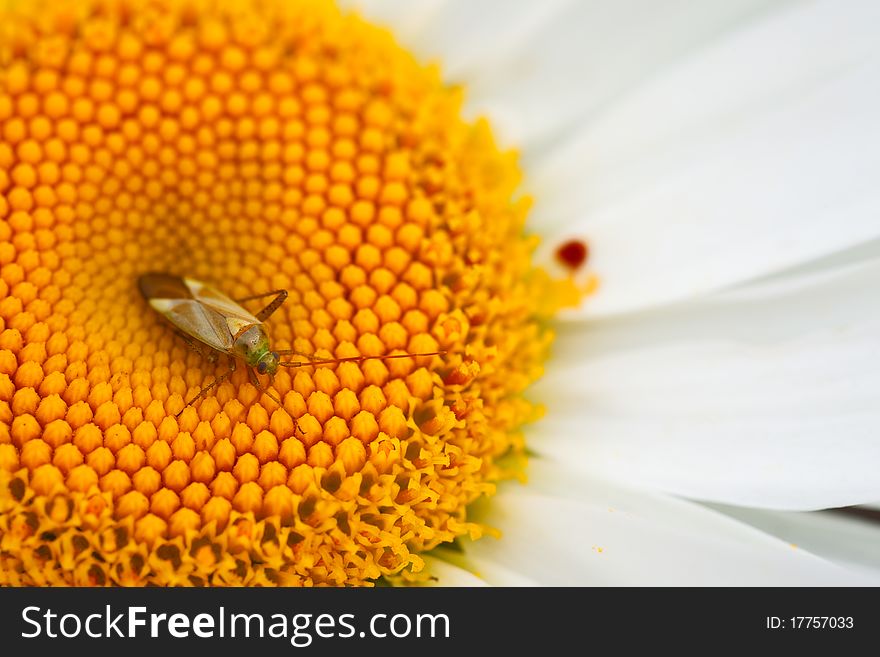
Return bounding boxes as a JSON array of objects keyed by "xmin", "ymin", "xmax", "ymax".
[{"xmin": 555, "ymin": 239, "xmax": 589, "ymax": 271}]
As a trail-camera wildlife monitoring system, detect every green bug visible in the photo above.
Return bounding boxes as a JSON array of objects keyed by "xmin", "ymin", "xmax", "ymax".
[{"xmin": 138, "ymin": 272, "xmax": 443, "ymax": 416}]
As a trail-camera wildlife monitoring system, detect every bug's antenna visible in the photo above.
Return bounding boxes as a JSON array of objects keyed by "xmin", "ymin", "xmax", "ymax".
[{"xmin": 276, "ymin": 350, "xmax": 446, "ymax": 368}]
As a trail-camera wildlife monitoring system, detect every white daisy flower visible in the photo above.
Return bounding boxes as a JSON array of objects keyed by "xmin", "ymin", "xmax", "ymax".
[{"xmin": 1, "ymin": 0, "xmax": 876, "ymax": 587}]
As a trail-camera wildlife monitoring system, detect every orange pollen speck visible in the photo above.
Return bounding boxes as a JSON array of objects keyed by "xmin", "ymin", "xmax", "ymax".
[{"xmin": 0, "ymin": 0, "xmax": 582, "ymax": 587}]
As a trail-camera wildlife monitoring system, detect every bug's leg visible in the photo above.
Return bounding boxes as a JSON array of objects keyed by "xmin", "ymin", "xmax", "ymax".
[
  {"xmin": 247, "ymin": 365, "xmax": 282, "ymax": 406},
  {"xmin": 234, "ymin": 289, "xmax": 289, "ymax": 321},
  {"xmin": 177, "ymin": 366, "xmax": 233, "ymax": 417},
  {"xmin": 173, "ymin": 329, "xmax": 218, "ymax": 364},
  {"xmin": 247, "ymin": 365, "xmax": 304, "ymax": 435}
]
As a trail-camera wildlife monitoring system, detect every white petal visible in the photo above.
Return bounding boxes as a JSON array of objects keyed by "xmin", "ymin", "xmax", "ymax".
[
  {"xmin": 337, "ymin": 0, "xmax": 447, "ymax": 39},
  {"xmin": 733, "ymin": 235, "xmax": 880, "ymax": 292},
  {"xmin": 350, "ymin": 1, "xmax": 783, "ymax": 146},
  {"xmin": 353, "ymin": 0, "xmax": 785, "ymax": 149},
  {"xmin": 367, "ymin": 0, "xmax": 573, "ymax": 84},
  {"xmin": 532, "ymin": 258, "xmax": 880, "ymax": 510},
  {"xmin": 428, "ymin": 548, "xmax": 540, "ymax": 587},
  {"xmin": 462, "ymin": 461, "xmax": 867, "ymax": 585},
  {"xmin": 420, "ymin": 555, "xmax": 489, "ymax": 587},
  {"xmin": 465, "ymin": 0, "xmax": 784, "ymax": 148},
  {"xmin": 531, "ymin": 0, "xmax": 880, "ymax": 316},
  {"xmin": 706, "ymin": 504, "xmax": 880, "ymax": 582}
]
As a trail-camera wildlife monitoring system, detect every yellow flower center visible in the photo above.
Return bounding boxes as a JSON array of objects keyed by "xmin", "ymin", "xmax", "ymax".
[{"xmin": 0, "ymin": 0, "xmax": 580, "ymax": 586}]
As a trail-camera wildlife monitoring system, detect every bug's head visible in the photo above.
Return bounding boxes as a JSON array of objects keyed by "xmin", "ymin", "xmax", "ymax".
[
  {"xmin": 256, "ymin": 350, "xmax": 280, "ymax": 378},
  {"xmin": 234, "ymin": 326, "xmax": 279, "ymax": 378}
]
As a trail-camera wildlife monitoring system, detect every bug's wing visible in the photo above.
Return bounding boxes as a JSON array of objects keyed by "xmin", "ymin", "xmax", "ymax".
[
  {"xmin": 183, "ymin": 278, "xmax": 263, "ymax": 337},
  {"xmin": 139, "ymin": 273, "xmax": 263, "ymax": 351},
  {"xmin": 148, "ymin": 297, "xmax": 236, "ymax": 352},
  {"xmin": 138, "ymin": 272, "xmax": 194, "ymax": 302}
]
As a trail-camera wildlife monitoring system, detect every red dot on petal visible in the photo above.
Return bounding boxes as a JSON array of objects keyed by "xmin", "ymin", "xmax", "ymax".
[{"xmin": 555, "ymin": 239, "xmax": 589, "ymax": 271}]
